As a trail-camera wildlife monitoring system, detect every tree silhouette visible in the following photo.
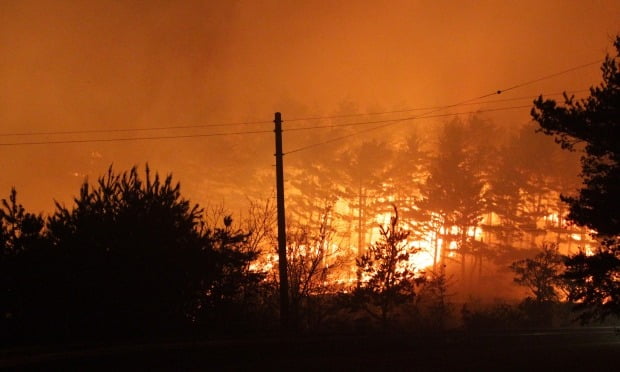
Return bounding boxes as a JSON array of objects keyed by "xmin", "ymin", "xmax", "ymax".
[
  {"xmin": 352, "ymin": 206, "xmax": 422, "ymax": 328},
  {"xmin": 485, "ymin": 122, "xmax": 581, "ymax": 262},
  {"xmin": 415, "ymin": 267, "xmax": 454, "ymax": 330},
  {"xmin": 531, "ymin": 36, "xmax": 620, "ymax": 321},
  {"xmin": 284, "ymin": 207, "xmax": 349, "ymax": 330},
  {"xmin": 0, "ymin": 189, "xmax": 45, "ymax": 256},
  {"xmin": 510, "ymin": 243, "xmax": 565, "ymax": 303},
  {"xmin": 0, "ymin": 189, "xmax": 45, "ymax": 343},
  {"xmin": 11, "ymin": 166, "xmax": 258, "ymax": 342},
  {"xmin": 384, "ymin": 132, "xmax": 430, "ymax": 245},
  {"xmin": 532, "ymin": 38, "xmax": 620, "ymax": 236},
  {"xmin": 339, "ymin": 140, "xmax": 394, "ymax": 256},
  {"xmin": 563, "ymin": 247, "xmax": 620, "ymax": 322},
  {"xmin": 510, "ymin": 243, "xmax": 566, "ymax": 326},
  {"xmin": 485, "ymin": 135, "xmax": 527, "ymax": 249},
  {"xmin": 419, "ymin": 120, "xmax": 486, "ymax": 283}
]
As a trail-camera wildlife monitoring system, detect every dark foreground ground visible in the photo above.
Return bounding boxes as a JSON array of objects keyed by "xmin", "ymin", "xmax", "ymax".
[{"xmin": 1, "ymin": 327, "xmax": 618, "ymax": 371}]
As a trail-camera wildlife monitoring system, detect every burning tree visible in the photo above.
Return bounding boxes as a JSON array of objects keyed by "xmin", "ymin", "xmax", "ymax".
[
  {"xmin": 339, "ymin": 140, "xmax": 394, "ymax": 256},
  {"xmin": 286, "ymin": 208, "xmax": 349, "ymax": 330},
  {"xmin": 258, "ymin": 203, "xmax": 351, "ymax": 331},
  {"xmin": 418, "ymin": 120, "xmax": 486, "ymax": 284},
  {"xmin": 352, "ymin": 206, "xmax": 423, "ymax": 328}
]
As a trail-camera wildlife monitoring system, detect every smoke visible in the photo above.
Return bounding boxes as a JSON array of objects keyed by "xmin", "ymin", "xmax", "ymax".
[{"xmin": 0, "ymin": 0, "xmax": 618, "ymax": 212}]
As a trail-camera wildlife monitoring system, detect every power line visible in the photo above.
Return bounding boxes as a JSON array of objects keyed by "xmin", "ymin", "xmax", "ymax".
[
  {"xmin": 0, "ymin": 104, "xmax": 535, "ymax": 148},
  {"xmin": 0, "ymin": 81, "xmax": 590, "ymax": 140},
  {"xmin": 284, "ymin": 89, "xmax": 590, "ymax": 123},
  {"xmin": 0, "ymin": 58, "xmax": 602, "ymax": 146},
  {"xmin": 497, "ymin": 60, "xmax": 602, "ymax": 94},
  {"xmin": 284, "ymin": 105, "xmax": 532, "ymax": 133},
  {"xmin": 437, "ymin": 89, "xmax": 589, "ymax": 107},
  {"xmin": 286, "ymin": 101, "xmax": 476, "ymax": 154},
  {"xmin": 0, "ymin": 95, "xmax": 586, "ymax": 148},
  {"xmin": 0, "ymin": 90, "xmax": 568, "ymax": 139},
  {"xmin": 284, "ymin": 105, "xmax": 534, "ymax": 155},
  {"xmin": 455, "ymin": 59, "xmax": 602, "ymax": 101},
  {"xmin": 0, "ymin": 129, "xmax": 272, "ymax": 147},
  {"xmin": 283, "ymin": 59, "xmax": 602, "ymax": 155},
  {"xmin": 424, "ymin": 60, "xmax": 600, "ymax": 111},
  {"xmin": 0, "ymin": 119, "xmax": 272, "ymax": 138},
  {"xmin": 285, "ymin": 121, "xmax": 400, "ymax": 155}
]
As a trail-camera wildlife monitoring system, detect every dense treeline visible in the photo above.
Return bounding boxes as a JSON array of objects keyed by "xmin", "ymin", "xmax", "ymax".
[
  {"xmin": 0, "ymin": 167, "xmax": 269, "ymax": 345},
  {"xmin": 276, "ymin": 116, "xmax": 588, "ymax": 330},
  {"xmin": 285, "ymin": 117, "xmax": 582, "ymax": 296},
  {"xmin": 273, "ymin": 37, "xmax": 619, "ymax": 330},
  {"xmin": 0, "ymin": 128, "xmax": 607, "ymax": 344},
  {"xmin": 0, "ymin": 132, "xmax": 608, "ymax": 345},
  {"xmin": 1, "ymin": 36, "xmax": 618, "ymax": 347},
  {"xmin": 0, "ymin": 160, "xmax": 564, "ymax": 346}
]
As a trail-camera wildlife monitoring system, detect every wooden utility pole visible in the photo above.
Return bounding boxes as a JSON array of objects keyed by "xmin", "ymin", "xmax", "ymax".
[{"xmin": 274, "ymin": 112, "xmax": 289, "ymax": 329}]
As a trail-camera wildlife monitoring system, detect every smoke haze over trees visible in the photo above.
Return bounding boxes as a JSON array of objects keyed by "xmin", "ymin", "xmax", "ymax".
[
  {"xmin": 2, "ymin": 5, "xmax": 620, "ymax": 368},
  {"xmin": 1, "ymin": 1, "xmax": 618, "ymax": 215},
  {"xmin": 0, "ymin": 113, "xmax": 595, "ymax": 344}
]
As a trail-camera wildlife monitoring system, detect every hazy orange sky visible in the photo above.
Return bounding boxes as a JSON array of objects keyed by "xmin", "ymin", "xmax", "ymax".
[{"xmin": 1, "ymin": 0, "xmax": 619, "ymax": 212}]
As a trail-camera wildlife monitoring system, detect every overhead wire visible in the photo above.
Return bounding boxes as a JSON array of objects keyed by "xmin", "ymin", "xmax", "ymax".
[
  {"xmin": 284, "ymin": 60, "xmax": 602, "ymax": 155},
  {"xmin": 0, "ymin": 89, "xmax": 577, "ymax": 139},
  {"xmin": 284, "ymin": 121, "xmax": 400, "ymax": 155},
  {"xmin": 285, "ymin": 102, "xmax": 517, "ymax": 155},
  {"xmin": 0, "ymin": 58, "xmax": 603, "ymax": 147},
  {"xmin": 495, "ymin": 59, "xmax": 602, "ymax": 94},
  {"xmin": 0, "ymin": 129, "xmax": 273, "ymax": 147},
  {"xmin": 284, "ymin": 105, "xmax": 532, "ymax": 133},
  {"xmin": 0, "ymin": 90, "xmax": 580, "ymax": 143},
  {"xmin": 0, "ymin": 104, "xmax": 535, "ymax": 147},
  {"xmin": 0, "ymin": 119, "xmax": 272, "ymax": 138},
  {"xmin": 283, "ymin": 89, "xmax": 589, "ymax": 123}
]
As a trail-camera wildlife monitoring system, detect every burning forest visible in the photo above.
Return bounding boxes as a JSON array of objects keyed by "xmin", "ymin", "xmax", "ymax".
[{"xmin": 1, "ymin": 1, "xmax": 619, "ymax": 369}]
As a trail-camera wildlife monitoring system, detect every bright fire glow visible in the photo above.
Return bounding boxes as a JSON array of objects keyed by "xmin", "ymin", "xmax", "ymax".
[{"xmin": 248, "ymin": 192, "xmax": 601, "ymax": 294}]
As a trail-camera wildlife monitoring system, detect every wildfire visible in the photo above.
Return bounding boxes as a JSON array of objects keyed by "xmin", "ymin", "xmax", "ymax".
[
  {"xmin": 247, "ymin": 193, "xmax": 601, "ymax": 294},
  {"xmin": 373, "ymin": 211, "xmax": 438, "ymax": 272}
]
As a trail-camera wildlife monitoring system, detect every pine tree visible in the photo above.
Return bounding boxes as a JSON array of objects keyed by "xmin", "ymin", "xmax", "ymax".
[{"xmin": 531, "ymin": 36, "xmax": 620, "ymax": 321}]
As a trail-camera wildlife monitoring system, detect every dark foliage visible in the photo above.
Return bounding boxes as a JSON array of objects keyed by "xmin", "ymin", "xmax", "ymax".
[
  {"xmin": 531, "ymin": 36, "xmax": 620, "ymax": 321},
  {"xmin": 285, "ymin": 214, "xmax": 339, "ymax": 331},
  {"xmin": 461, "ymin": 302, "xmax": 525, "ymax": 330},
  {"xmin": 352, "ymin": 206, "xmax": 423, "ymax": 328},
  {"xmin": 509, "ymin": 243, "xmax": 566, "ymax": 326},
  {"xmin": 2, "ymin": 166, "xmax": 261, "ymax": 344},
  {"xmin": 563, "ymin": 242, "xmax": 620, "ymax": 322},
  {"xmin": 0, "ymin": 189, "xmax": 46, "ymax": 343},
  {"xmin": 461, "ymin": 300, "xmax": 572, "ymax": 330},
  {"xmin": 532, "ymin": 37, "xmax": 620, "ymax": 237},
  {"xmin": 509, "ymin": 243, "xmax": 565, "ymax": 304},
  {"xmin": 414, "ymin": 267, "xmax": 454, "ymax": 330},
  {"xmin": 189, "ymin": 218, "xmax": 267, "ymax": 333},
  {"xmin": 0, "ymin": 189, "xmax": 45, "ymax": 256}
]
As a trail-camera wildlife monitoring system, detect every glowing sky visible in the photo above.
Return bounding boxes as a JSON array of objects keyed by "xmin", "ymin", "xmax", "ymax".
[{"xmin": 1, "ymin": 0, "xmax": 619, "ymax": 212}]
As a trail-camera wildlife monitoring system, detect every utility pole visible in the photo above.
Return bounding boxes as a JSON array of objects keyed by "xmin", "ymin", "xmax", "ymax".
[{"xmin": 274, "ymin": 112, "xmax": 289, "ymax": 329}]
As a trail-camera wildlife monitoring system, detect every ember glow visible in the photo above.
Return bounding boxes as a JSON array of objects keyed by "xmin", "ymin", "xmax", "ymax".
[{"xmin": 1, "ymin": 1, "xmax": 617, "ymax": 300}]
